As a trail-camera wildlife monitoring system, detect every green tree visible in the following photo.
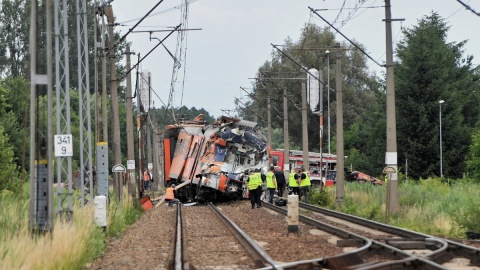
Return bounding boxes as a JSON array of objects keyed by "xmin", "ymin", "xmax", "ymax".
[
  {"xmin": 0, "ymin": 125, "xmax": 19, "ymax": 192},
  {"xmin": 466, "ymin": 130, "xmax": 480, "ymax": 182},
  {"xmin": 249, "ymin": 23, "xmax": 381, "ymax": 154},
  {"xmin": 0, "ymin": 0, "xmax": 30, "ymax": 77},
  {"xmin": 395, "ymin": 13, "xmax": 480, "ymax": 179}
]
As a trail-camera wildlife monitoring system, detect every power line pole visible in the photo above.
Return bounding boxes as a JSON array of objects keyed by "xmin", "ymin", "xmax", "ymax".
[
  {"xmin": 267, "ymin": 89, "xmax": 272, "ymax": 152},
  {"xmin": 301, "ymin": 82, "xmax": 309, "ymax": 172},
  {"xmin": 29, "ymin": 0, "xmax": 55, "ymax": 233},
  {"xmin": 283, "ymin": 87, "xmax": 290, "ymax": 181},
  {"xmin": 125, "ymin": 46, "xmax": 136, "ymax": 196},
  {"xmin": 385, "ymin": 0, "xmax": 399, "ymax": 215},
  {"xmin": 105, "ymin": 6, "xmax": 122, "ymax": 200},
  {"xmin": 101, "ymin": 15, "xmax": 108, "ymax": 143},
  {"xmin": 335, "ymin": 43, "xmax": 345, "ymax": 206},
  {"xmin": 77, "ymin": 0, "xmax": 93, "ymax": 206},
  {"xmin": 54, "ymin": 0, "xmax": 73, "ymax": 220},
  {"xmin": 318, "ymin": 70, "xmax": 324, "ymax": 189}
]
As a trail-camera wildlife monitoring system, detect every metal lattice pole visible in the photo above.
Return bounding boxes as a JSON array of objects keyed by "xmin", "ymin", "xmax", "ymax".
[
  {"xmin": 54, "ymin": 0, "xmax": 73, "ymax": 220},
  {"xmin": 77, "ymin": 0, "xmax": 93, "ymax": 206}
]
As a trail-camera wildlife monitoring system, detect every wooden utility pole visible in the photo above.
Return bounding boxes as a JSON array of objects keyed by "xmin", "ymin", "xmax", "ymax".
[
  {"xmin": 125, "ymin": 46, "xmax": 136, "ymax": 196},
  {"xmin": 335, "ymin": 43, "xmax": 345, "ymax": 206},
  {"xmin": 385, "ymin": 0, "xmax": 399, "ymax": 215},
  {"xmin": 301, "ymin": 82, "xmax": 309, "ymax": 172},
  {"xmin": 105, "ymin": 6, "xmax": 122, "ymax": 200}
]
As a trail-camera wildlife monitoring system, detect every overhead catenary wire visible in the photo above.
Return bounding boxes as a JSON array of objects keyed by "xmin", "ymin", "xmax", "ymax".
[
  {"xmin": 240, "ymin": 87, "xmax": 282, "ymax": 121},
  {"xmin": 257, "ymin": 69, "xmax": 302, "ymax": 111},
  {"xmin": 117, "ymin": 0, "xmax": 199, "ymax": 25},
  {"xmin": 115, "ymin": 0, "xmax": 167, "ymax": 46},
  {"xmin": 120, "ymin": 24, "xmax": 181, "ymax": 81},
  {"xmin": 455, "ymin": 0, "xmax": 480, "ymax": 16},
  {"xmin": 308, "ymin": 6, "xmax": 385, "ymax": 68},
  {"xmin": 234, "ymin": 97, "xmax": 266, "ymax": 124},
  {"xmin": 271, "ymin": 44, "xmax": 336, "ymax": 94}
]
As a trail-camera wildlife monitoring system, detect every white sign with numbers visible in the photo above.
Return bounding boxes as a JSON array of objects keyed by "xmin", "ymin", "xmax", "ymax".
[
  {"xmin": 127, "ymin": 160, "xmax": 135, "ymax": 170},
  {"xmin": 54, "ymin": 134, "xmax": 73, "ymax": 157}
]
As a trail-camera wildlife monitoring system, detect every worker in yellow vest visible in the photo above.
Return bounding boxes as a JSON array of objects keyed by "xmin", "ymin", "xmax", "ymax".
[
  {"xmin": 300, "ymin": 167, "xmax": 311, "ymax": 203},
  {"xmin": 266, "ymin": 166, "xmax": 277, "ymax": 204},
  {"xmin": 289, "ymin": 167, "xmax": 301, "ymax": 196},
  {"xmin": 247, "ymin": 169, "xmax": 261, "ymax": 209}
]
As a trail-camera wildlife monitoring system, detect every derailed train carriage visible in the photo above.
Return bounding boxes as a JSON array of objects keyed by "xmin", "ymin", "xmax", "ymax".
[{"xmin": 163, "ymin": 115, "xmax": 269, "ymax": 202}]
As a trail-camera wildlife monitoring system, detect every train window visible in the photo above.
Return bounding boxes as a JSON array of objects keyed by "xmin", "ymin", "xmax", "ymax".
[{"xmin": 272, "ymin": 156, "xmax": 279, "ymax": 166}]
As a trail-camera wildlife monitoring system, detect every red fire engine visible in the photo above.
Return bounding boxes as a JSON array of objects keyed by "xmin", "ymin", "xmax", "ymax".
[{"xmin": 269, "ymin": 149, "xmax": 337, "ymax": 186}]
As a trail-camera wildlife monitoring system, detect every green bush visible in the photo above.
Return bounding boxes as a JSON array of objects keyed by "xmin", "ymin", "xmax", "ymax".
[{"xmin": 309, "ymin": 187, "xmax": 333, "ymax": 206}]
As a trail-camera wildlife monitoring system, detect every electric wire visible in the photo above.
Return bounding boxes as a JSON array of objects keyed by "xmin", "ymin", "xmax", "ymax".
[
  {"xmin": 240, "ymin": 87, "xmax": 282, "ymax": 121},
  {"xmin": 116, "ymin": 0, "xmax": 167, "ymax": 46},
  {"xmin": 234, "ymin": 97, "xmax": 266, "ymax": 124},
  {"xmin": 309, "ymin": 6, "xmax": 385, "ymax": 68},
  {"xmin": 455, "ymin": 0, "xmax": 480, "ymax": 16},
  {"xmin": 447, "ymin": 0, "xmax": 472, "ymax": 19},
  {"xmin": 117, "ymin": 0, "xmax": 199, "ymax": 25},
  {"xmin": 258, "ymin": 69, "xmax": 302, "ymax": 111}
]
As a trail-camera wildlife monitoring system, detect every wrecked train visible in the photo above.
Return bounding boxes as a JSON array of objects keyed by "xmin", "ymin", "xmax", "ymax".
[{"xmin": 163, "ymin": 115, "xmax": 269, "ymax": 202}]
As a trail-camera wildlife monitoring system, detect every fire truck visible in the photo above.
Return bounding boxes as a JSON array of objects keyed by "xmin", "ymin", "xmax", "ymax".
[{"xmin": 270, "ymin": 149, "xmax": 337, "ymax": 186}]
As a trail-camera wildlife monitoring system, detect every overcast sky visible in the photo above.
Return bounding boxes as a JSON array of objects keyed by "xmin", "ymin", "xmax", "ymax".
[{"xmin": 112, "ymin": 0, "xmax": 480, "ymax": 120}]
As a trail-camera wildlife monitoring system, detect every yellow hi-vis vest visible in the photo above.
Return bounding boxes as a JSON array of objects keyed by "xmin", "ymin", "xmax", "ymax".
[
  {"xmin": 248, "ymin": 174, "xmax": 260, "ymax": 190},
  {"xmin": 266, "ymin": 171, "xmax": 275, "ymax": 188},
  {"xmin": 300, "ymin": 173, "xmax": 311, "ymax": 187},
  {"xmin": 289, "ymin": 172, "xmax": 298, "ymax": 187}
]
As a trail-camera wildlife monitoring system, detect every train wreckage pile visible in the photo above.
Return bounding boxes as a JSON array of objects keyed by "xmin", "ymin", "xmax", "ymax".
[{"xmin": 163, "ymin": 115, "xmax": 269, "ymax": 202}]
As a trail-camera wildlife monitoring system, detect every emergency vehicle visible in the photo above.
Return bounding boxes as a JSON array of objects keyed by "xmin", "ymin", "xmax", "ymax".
[{"xmin": 270, "ymin": 149, "xmax": 337, "ymax": 186}]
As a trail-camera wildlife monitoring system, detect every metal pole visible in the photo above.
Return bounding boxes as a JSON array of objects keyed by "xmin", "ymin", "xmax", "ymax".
[
  {"xmin": 439, "ymin": 100, "xmax": 444, "ymax": 178},
  {"xmin": 283, "ymin": 87, "xmax": 290, "ymax": 182},
  {"xmin": 326, "ymin": 51, "xmax": 331, "ymax": 154},
  {"xmin": 301, "ymin": 82, "xmax": 309, "ymax": 172},
  {"xmin": 319, "ymin": 70, "xmax": 324, "ymax": 188},
  {"xmin": 126, "ymin": 46, "xmax": 136, "ymax": 196},
  {"xmin": 267, "ymin": 90, "xmax": 272, "ymax": 155}
]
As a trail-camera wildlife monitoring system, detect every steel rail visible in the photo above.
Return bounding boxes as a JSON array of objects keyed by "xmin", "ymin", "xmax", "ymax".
[
  {"xmin": 262, "ymin": 202, "xmax": 450, "ymax": 269},
  {"xmin": 299, "ymin": 201, "xmax": 480, "ymax": 266},
  {"xmin": 170, "ymin": 203, "xmax": 192, "ymax": 270},
  {"xmin": 207, "ymin": 203, "xmax": 282, "ymax": 270}
]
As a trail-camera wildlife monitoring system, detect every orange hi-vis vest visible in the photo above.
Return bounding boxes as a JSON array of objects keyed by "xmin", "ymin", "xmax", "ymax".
[
  {"xmin": 165, "ymin": 187, "xmax": 175, "ymax": 200},
  {"xmin": 144, "ymin": 171, "xmax": 151, "ymax": 181}
]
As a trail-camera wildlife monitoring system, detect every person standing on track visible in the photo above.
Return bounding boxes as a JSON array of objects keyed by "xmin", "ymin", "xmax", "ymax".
[
  {"xmin": 247, "ymin": 169, "xmax": 261, "ymax": 209},
  {"xmin": 300, "ymin": 167, "xmax": 311, "ymax": 203},
  {"xmin": 288, "ymin": 168, "xmax": 299, "ymax": 195},
  {"xmin": 266, "ymin": 166, "xmax": 277, "ymax": 204},
  {"xmin": 274, "ymin": 166, "xmax": 286, "ymax": 198}
]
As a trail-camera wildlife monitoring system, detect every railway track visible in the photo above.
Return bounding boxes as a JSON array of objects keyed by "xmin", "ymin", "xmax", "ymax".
[
  {"xmin": 169, "ymin": 203, "xmax": 279, "ymax": 269},
  {"xmin": 296, "ymin": 201, "xmax": 480, "ymax": 269},
  {"xmin": 90, "ymin": 198, "xmax": 479, "ymax": 269}
]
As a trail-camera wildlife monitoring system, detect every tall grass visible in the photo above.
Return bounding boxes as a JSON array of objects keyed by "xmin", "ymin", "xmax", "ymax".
[
  {"xmin": 309, "ymin": 178, "xmax": 480, "ymax": 238},
  {"xmin": 0, "ymin": 185, "xmax": 142, "ymax": 270}
]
